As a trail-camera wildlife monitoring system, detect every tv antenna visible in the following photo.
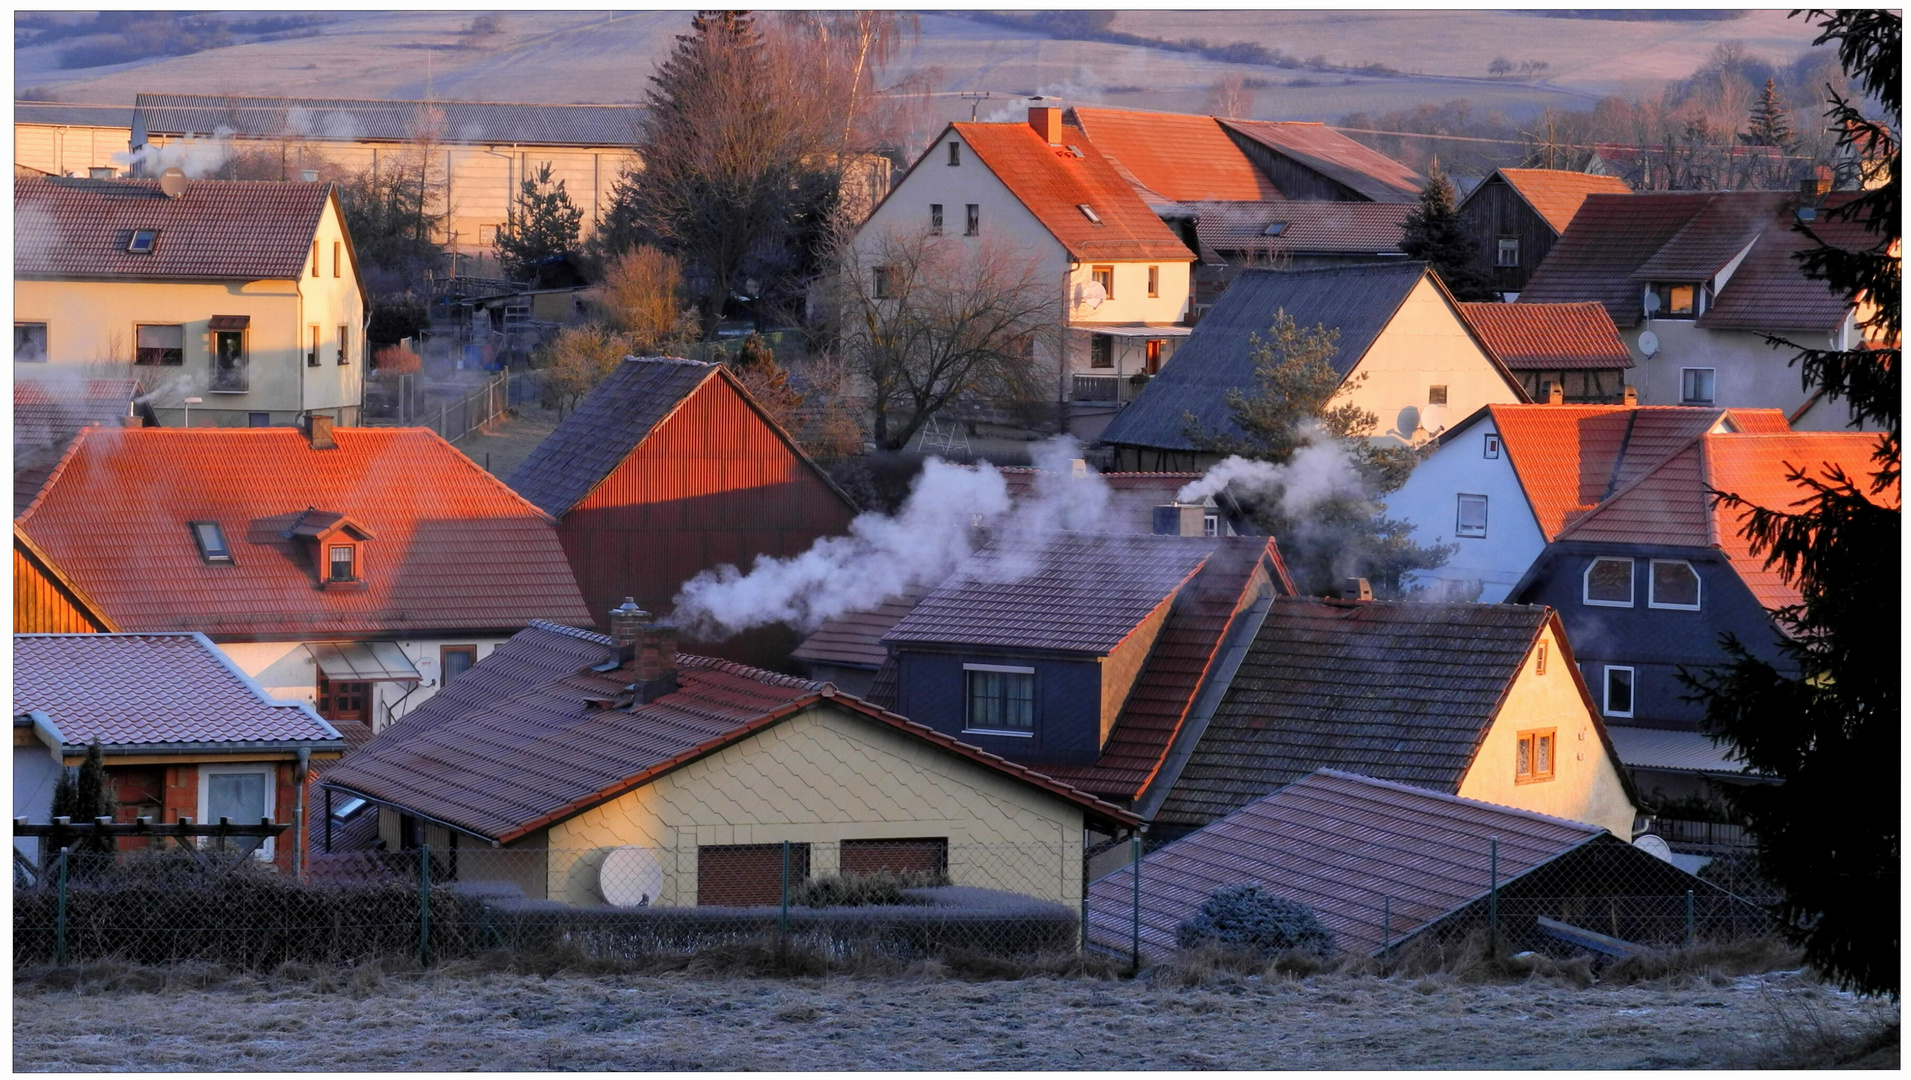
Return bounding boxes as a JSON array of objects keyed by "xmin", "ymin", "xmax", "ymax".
[{"xmin": 960, "ymin": 91, "xmax": 991, "ymax": 121}]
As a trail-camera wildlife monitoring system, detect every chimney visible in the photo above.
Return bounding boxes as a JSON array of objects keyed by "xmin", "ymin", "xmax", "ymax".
[
  {"xmin": 300, "ymin": 169, "xmax": 319, "ymax": 183},
  {"xmin": 1029, "ymin": 106, "xmax": 1063, "ymax": 146},
  {"xmin": 609, "ymin": 598, "xmax": 647, "ymax": 647},
  {"xmin": 1070, "ymin": 458, "xmax": 1088, "ymax": 479},
  {"xmin": 88, "ymin": 167, "xmax": 117, "ymax": 180},
  {"xmin": 608, "ymin": 598, "xmax": 678, "ymax": 701},
  {"xmin": 1622, "ymin": 385, "xmax": 1637, "ymax": 405},
  {"xmin": 308, "ymin": 414, "xmax": 336, "ymax": 450},
  {"xmin": 1152, "ymin": 503, "xmax": 1204, "ymax": 537},
  {"xmin": 120, "ymin": 415, "xmax": 143, "ymax": 429},
  {"xmin": 1342, "ymin": 577, "xmax": 1373, "ymax": 601},
  {"xmin": 1547, "ymin": 383, "xmax": 1564, "ymax": 405}
]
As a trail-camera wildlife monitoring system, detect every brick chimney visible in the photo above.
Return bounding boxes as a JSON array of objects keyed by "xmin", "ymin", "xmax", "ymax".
[
  {"xmin": 609, "ymin": 598, "xmax": 647, "ymax": 647},
  {"xmin": 308, "ymin": 414, "xmax": 336, "ymax": 450},
  {"xmin": 1547, "ymin": 383, "xmax": 1564, "ymax": 405},
  {"xmin": 1622, "ymin": 385, "xmax": 1638, "ymax": 406},
  {"xmin": 1029, "ymin": 106, "xmax": 1063, "ymax": 146},
  {"xmin": 1341, "ymin": 577, "xmax": 1373, "ymax": 601},
  {"xmin": 608, "ymin": 598, "xmax": 678, "ymax": 702}
]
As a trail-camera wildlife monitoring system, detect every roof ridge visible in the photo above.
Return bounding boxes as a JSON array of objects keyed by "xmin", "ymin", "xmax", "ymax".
[
  {"xmin": 394, "ymin": 426, "xmax": 563, "ymax": 525},
  {"xmin": 1309, "ymin": 769, "xmax": 1605, "ymax": 833},
  {"xmin": 1557, "ymin": 436, "xmax": 1710, "ymax": 543},
  {"xmin": 528, "ymin": 619, "xmax": 613, "ymax": 645}
]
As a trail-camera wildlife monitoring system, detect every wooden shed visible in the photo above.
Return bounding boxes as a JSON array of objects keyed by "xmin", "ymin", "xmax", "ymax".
[{"xmin": 508, "ymin": 357, "xmax": 860, "ymax": 669}]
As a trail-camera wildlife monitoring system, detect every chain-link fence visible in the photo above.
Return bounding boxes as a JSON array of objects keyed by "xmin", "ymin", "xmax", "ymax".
[{"xmin": 16, "ymin": 839, "xmax": 1084, "ymax": 969}]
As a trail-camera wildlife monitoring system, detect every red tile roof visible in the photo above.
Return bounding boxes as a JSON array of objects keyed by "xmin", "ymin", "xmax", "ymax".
[
  {"xmin": 951, "ymin": 121, "xmax": 1194, "ymax": 262},
  {"xmin": 16, "ymin": 427, "xmax": 591, "ymax": 637},
  {"xmin": 1480, "ymin": 404, "xmax": 1790, "ymax": 540},
  {"xmin": 1558, "ymin": 431, "xmax": 1896, "ymax": 610},
  {"xmin": 1518, "ymin": 193, "xmax": 1716, "ymax": 325},
  {"xmin": 1220, "ymin": 120, "xmax": 1424, "ymax": 202},
  {"xmin": 15, "ymin": 378, "xmax": 149, "ymax": 516},
  {"xmin": 15, "ymin": 632, "xmax": 343, "ymax": 749},
  {"xmin": 1456, "ymin": 302, "xmax": 1633, "ymax": 371},
  {"xmin": 1629, "ymin": 192, "xmax": 1788, "ymax": 283},
  {"xmin": 322, "ymin": 622, "xmax": 1137, "ymax": 841},
  {"xmin": 15, "ymin": 176, "xmax": 336, "ymax": 281},
  {"xmin": 790, "ymin": 588, "xmax": 926, "ymax": 669},
  {"xmin": 1188, "ymin": 199, "xmax": 1410, "ymax": 256},
  {"xmin": 1481, "ymin": 168, "xmax": 1633, "ymax": 234},
  {"xmin": 1066, "ymin": 107, "xmax": 1280, "ymax": 203}
]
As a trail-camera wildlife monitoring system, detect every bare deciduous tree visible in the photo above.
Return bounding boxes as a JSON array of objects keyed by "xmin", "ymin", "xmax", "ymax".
[
  {"xmin": 538, "ymin": 325, "xmax": 633, "ymax": 419},
  {"xmin": 835, "ymin": 227, "xmax": 1058, "ymax": 450},
  {"xmin": 1205, "ymin": 72, "xmax": 1256, "ymax": 119}
]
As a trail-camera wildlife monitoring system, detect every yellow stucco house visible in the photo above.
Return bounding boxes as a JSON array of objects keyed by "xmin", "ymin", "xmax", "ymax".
[
  {"xmin": 319, "ymin": 617, "xmax": 1138, "ymax": 908},
  {"xmin": 14, "ymin": 174, "xmax": 365, "ymax": 428},
  {"xmin": 1148, "ymin": 596, "xmax": 1638, "ymax": 841}
]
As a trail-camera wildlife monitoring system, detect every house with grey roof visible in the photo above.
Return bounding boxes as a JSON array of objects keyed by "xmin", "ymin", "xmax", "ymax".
[
  {"xmin": 1086, "ymin": 770, "xmax": 1759, "ymax": 962},
  {"xmin": 14, "ymin": 633, "xmax": 348, "ymax": 870},
  {"xmin": 1100, "ymin": 262, "xmax": 1527, "ymax": 471}
]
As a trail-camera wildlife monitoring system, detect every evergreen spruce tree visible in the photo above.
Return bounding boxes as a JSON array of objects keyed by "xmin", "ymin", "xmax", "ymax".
[
  {"xmin": 1681, "ymin": 10, "xmax": 1899, "ymax": 997},
  {"xmin": 1742, "ymin": 78, "xmax": 1798, "ymax": 149},
  {"xmin": 495, "ymin": 162, "xmax": 583, "ymax": 285},
  {"xmin": 1399, "ymin": 161, "xmax": 1498, "ymax": 301},
  {"xmin": 50, "ymin": 740, "xmax": 118, "ymax": 856}
]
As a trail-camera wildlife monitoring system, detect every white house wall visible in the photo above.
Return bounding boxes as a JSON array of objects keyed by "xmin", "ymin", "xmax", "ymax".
[
  {"xmin": 1338, "ymin": 277, "xmax": 1524, "ymax": 444},
  {"xmin": 218, "ymin": 635, "xmax": 511, "ymax": 732},
  {"xmin": 1390, "ymin": 418, "xmax": 1543, "ymax": 602},
  {"xmin": 1619, "ymin": 319, "xmax": 1837, "ymax": 415}
]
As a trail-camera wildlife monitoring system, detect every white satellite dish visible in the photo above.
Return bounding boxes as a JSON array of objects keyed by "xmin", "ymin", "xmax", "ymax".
[
  {"xmin": 1420, "ymin": 404, "xmax": 1445, "ymax": 433},
  {"xmin": 1078, "ymin": 280, "xmax": 1106, "ymax": 310},
  {"xmin": 1632, "ymin": 834, "xmax": 1675, "ymax": 864},
  {"xmin": 599, "ymin": 846, "xmax": 665, "ymax": 907},
  {"xmin": 1638, "ymin": 330, "xmax": 1660, "ymax": 358},
  {"xmin": 158, "ymin": 167, "xmax": 188, "ymax": 198},
  {"xmin": 1642, "ymin": 291, "xmax": 1661, "ymax": 315}
]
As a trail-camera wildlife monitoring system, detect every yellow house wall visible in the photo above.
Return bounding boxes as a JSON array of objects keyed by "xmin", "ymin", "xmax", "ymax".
[
  {"xmin": 541, "ymin": 704, "xmax": 1087, "ymax": 907},
  {"xmin": 1099, "ymin": 591, "xmax": 1175, "ymax": 746},
  {"xmin": 14, "ymin": 123, "xmax": 132, "ymax": 176},
  {"xmin": 14, "ymin": 199, "xmax": 364, "ymax": 425},
  {"xmin": 1454, "ymin": 622, "xmax": 1638, "ymax": 837},
  {"xmin": 1334, "ymin": 276, "xmax": 1524, "ymax": 445}
]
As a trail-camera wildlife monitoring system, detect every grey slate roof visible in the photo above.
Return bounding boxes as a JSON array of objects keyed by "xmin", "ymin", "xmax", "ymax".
[
  {"xmin": 883, "ymin": 532, "xmax": 1216, "ymax": 655},
  {"xmin": 1087, "ymin": 769, "xmax": 1606, "ymax": 960},
  {"xmin": 1605, "ymin": 725, "xmax": 1752, "ymax": 777},
  {"xmin": 1152, "ymin": 598, "xmax": 1549, "ymax": 830},
  {"xmin": 507, "ymin": 357, "xmax": 718, "ymax": 518},
  {"xmin": 15, "ymin": 102, "xmax": 135, "ymax": 128},
  {"xmin": 133, "ymin": 93, "xmax": 643, "ymax": 147},
  {"xmin": 1100, "ymin": 262, "xmax": 1430, "ymax": 452}
]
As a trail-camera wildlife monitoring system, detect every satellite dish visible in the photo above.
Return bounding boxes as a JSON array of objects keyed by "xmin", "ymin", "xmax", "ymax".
[
  {"xmin": 1642, "ymin": 291, "xmax": 1661, "ymax": 315},
  {"xmin": 1420, "ymin": 404, "xmax": 1445, "ymax": 433},
  {"xmin": 158, "ymin": 167, "xmax": 188, "ymax": 198},
  {"xmin": 1632, "ymin": 834, "xmax": 1675, "ymax": 864},
  {"xmin": 1078, "ymin": 280, "xmax": 1106, "ymax": 310},
  {"xmin": 1638, "ymin": 330, "xmax": 1660, "ymax": 358},
  {"xmin": 599, "ymin": 846, "xmax": 664, "ymax": 907}
]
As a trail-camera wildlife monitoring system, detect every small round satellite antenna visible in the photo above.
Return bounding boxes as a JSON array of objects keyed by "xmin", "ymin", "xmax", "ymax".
[
  {"xmin": 1642, "ymin": 291, "xmax": 1660, "ymax": 315},
  {"xmin": 1638, "ymin": 330, "xmax": 1660, "ymax": 358},
  {"xmin": 1633, "ymin": 834, "xmax": 1675, "ymax": 863},
  {"xmin": 1079, "ymin": 280, "xmax": 1107, "ymax": 310},
  {"xmin": 158, "ymin": 167, "xmax": 188, "ymax": 198},
  {"xmin": 599, "ymin": 846, "xmax": 665, "ymax": 907}
]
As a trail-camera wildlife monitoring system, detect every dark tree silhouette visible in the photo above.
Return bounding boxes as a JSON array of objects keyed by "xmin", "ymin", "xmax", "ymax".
[{"xmin": 1399, "ymin": 162, "xmax": 1498, "ymax": 301}]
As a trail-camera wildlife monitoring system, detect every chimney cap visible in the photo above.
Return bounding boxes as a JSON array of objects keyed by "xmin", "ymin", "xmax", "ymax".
[{"xmin": 1341, "ymin": 577, "xmax": 1373, "ymax": 601}]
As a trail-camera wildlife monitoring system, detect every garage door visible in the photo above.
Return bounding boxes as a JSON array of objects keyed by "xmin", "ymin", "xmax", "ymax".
[
  {"xmin": 840, "ymin": 838, "xmax": 949, "ymax": 878},
  {"xmin": 696, "ymin": 843, "xmax": 810, "ymax": 907}
]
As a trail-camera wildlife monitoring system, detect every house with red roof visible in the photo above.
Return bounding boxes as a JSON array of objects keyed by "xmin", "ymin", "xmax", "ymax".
[
  {"xmin": 851, "ymin": 108, "xmax": 1197, "ymax": 421},
  {"xmin": 15, "ymin": 424, "xmax": 592, "ymax": 734},
  {"xmin": 14, "ymin": 632, "xmax": 348, "ymax": 872},
  {"xmin": 1456, "ymin": 168, "xmax": 1633, "ymax": 299},
  {"xmin": 14, "ymin": 378, "xmax": 156, "ymax": 516},
  {"xmin": 1518, "ymin": 189, "xmax": 1888, "ymax": 426},
  {"xmin": 14, "ymin": 175, "xmax": 365, "ymax": 429},
  {"xmin": 1388, "ymin": 403, "xmax": 1792, "ymax": 602},
  {"xmin": 319, "ymin": 611, "xmax": 1136, "ymax": 907},
  {"xmin": 1457, "ymin": 301, "xmax": 1635, "ymax": 404},
  {"xmin": 1507, "ymin": 431, "xmax": 1895, "ymax": 811}
]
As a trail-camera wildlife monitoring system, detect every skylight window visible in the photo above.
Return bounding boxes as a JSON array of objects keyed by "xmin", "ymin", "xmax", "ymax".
[
  {"xmin": 127, "ymin": 229, "xmax": 158, "ymax": 254},
  {"xmin": 1078, "ymin": 204, "xmax": 1103, "ymax": 224},
  {"xmin": 1263, "ymin": 222, "xmax": 1289, "ymax": 236},
  {"xmin": 190, "ymin": 521, "xmax": 231, "ymax": 563}
]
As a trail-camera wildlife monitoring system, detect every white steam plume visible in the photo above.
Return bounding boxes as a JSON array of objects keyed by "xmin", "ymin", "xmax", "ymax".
[
  {"xmin": 114, "ymin": 126, "xmax": 236, "ymax": 179},
  {"xmin": 673, "ymin": 436, "xmax": 1109, "ymax": 638},
  {"xmin": 1176, "ymin": 431, "xmax": 1365, "ymax": 519}
]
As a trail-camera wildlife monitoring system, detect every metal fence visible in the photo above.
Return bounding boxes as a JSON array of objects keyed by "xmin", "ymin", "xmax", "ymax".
[
  {"xmin": 422, "ymin": 368, "xmax": 510, "ymax": 443},
  {"xmin": 16, "ymin": 840, "xmax": 1082, "ymax": 969}
]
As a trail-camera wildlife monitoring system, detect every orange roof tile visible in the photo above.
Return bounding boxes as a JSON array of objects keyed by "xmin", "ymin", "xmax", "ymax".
[
  {"xmin": 1485, "ymin": 169, "xmax": 1633, "ymax": 234},
  {"xmin": 1457, "ymin": 301, "xmax": 1633, "ymax": 370},
  {"xmin": 1481, "ymin": 404, "xmax": 1790, "ymax": 540},
  {"xmin": 951, "ymin": 121, "xmax": 1194, "ymax": 262},
  {"xmin": 1068, "ymin": 107, "xmax": 1280, "ymax": 203},
  {"xmin": 1220, "ymin": 120, "xmax": 1424, "ymax": 202},
  {"xmin": 16, "ymin": 427, "xmax": 592, "ymax": 637}
]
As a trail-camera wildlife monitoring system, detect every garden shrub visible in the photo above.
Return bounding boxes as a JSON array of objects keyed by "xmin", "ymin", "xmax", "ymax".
[{"xmin": 1175, "ymin": 883, "xmax": 1334, "ymax": 956}]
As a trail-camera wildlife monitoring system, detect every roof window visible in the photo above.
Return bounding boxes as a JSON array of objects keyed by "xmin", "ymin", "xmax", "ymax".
[
  {"xmin": 1078, "ymin": 204, "xmax": 1103, "ymax": 224},
  {"xmin": 190, "ymin": 521, "xmax": 231, "ymax": 563},
  {"xmin": 127, "ymin": 229, "xmax": 158, "ymax": 254},
  {"xmin": 1263, "ymin": 222, "xmax": 1288, "ymax": 236}
]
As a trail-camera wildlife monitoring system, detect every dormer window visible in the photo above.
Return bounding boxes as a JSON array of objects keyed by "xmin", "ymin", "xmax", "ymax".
[
  {"xmin": 1078, "ymin": 204, "xmax": 1102, "ymax": 224},
  {"xmin": 190, "ymin": 521, "xmax": 231, "ymax": 563},
  {"xmin": 328, "ymin": 543, "xmax": 357, "ymax": 583},
  {"xmin": 1648, "ymin": 282, "xmax": 1701, "ymax": 319}
]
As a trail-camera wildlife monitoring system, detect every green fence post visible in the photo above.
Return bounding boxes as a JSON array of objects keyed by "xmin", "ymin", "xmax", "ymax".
[
  {"xmin": 55, "ymin": 846, "xmax": 70, "ymax": 966},
  {"xmin": 418, "ymin": 843, "xmax": 432, "ymax": 967},
  {"xmin": 1685, "ymin": 889, "xmax": 1695, "ymax": 948},
  {"xmin": 779, "ymin": 840, "xmax": 791, "ymax": 942},
  {"xmin": 1129, "ymin": 835, "xmax": 1142, "ymax": 973},
  {"xmin": 1487, "ymin": 837, "xmax": 1499, "ymax": 956}
]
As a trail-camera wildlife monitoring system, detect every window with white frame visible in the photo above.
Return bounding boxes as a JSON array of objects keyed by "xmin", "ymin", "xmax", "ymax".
[
  {"xmin": 1649, "ymin": 559, "xmax": 1701, "ymax": 609},
  {"xmin": 1603, "ymin": 665, "xmax": 1635, "ymax": 718},
  {"xmin": 1496, "ymin": 237, "xmax": 1520, "ymax": 267},
  {"xmin": 1455, "ymin": 494, "xmax": 1488, "ymax": 538},
  {"xmin": 1483, "ymin": 433, "xmax": 1501, "ymax": 459},
  {"xmin": 1680, "ymin": 368, "xmax": 1716, "ymax": 405},
  {"xmin": 199, "ymin": 764, "xmax": 276, "ymax": 859},
  {"xmin": 929, "ymin": 204, "xmax": 943, "ymax": 234},
  {"xmin": 1583, "ymin": 557, "xmax": 1634, "ymax": 606},
  {"xmin": 964, "ymin": 664, "xmax": 1034, "ymax": 735}
]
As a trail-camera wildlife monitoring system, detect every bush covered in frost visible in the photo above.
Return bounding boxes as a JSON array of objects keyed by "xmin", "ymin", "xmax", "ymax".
[{"xmin": 1175, "ymin": 883, "xmax": 1334, "ymax": 956}]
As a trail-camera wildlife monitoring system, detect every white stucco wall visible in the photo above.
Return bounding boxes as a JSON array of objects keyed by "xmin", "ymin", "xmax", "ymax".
[
  {"xmin": 13, "ymin": 738, "xmax": 63, "ymax": 860},
  {"xmin": 1618, "ymin": 316, "xmax": 1850, "ymax": 415},
  {"xmin": 1337, "ymin": 276, "xmax": 1525, "ymax": 445},
  {"xmin": 1392, "ymin": 419, "xmax": 1544, "ymax": 603},
  {"xmin": 218, "ymin": 635, "xmax": 511, "ymax": 732}
]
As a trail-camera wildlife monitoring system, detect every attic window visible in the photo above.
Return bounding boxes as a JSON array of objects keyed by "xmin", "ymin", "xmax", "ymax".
[
  {"xmin": 1078, "ymin": 204, "xmax": 1103, "ymax": 224},
  {"xmin": 327, "ymin": 543, "xmax": 358, "ymax": 583},
  {"xmin": 127, "ymin": 229, "xmax": 158, "ymax": 254},
  {"xmin": 190, "ymin": 521, "xmax": 231, "ymax": 563},
  {"xmin": 1262, "ymin": 222, "xmax": 1288, "ymax": 237}
]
